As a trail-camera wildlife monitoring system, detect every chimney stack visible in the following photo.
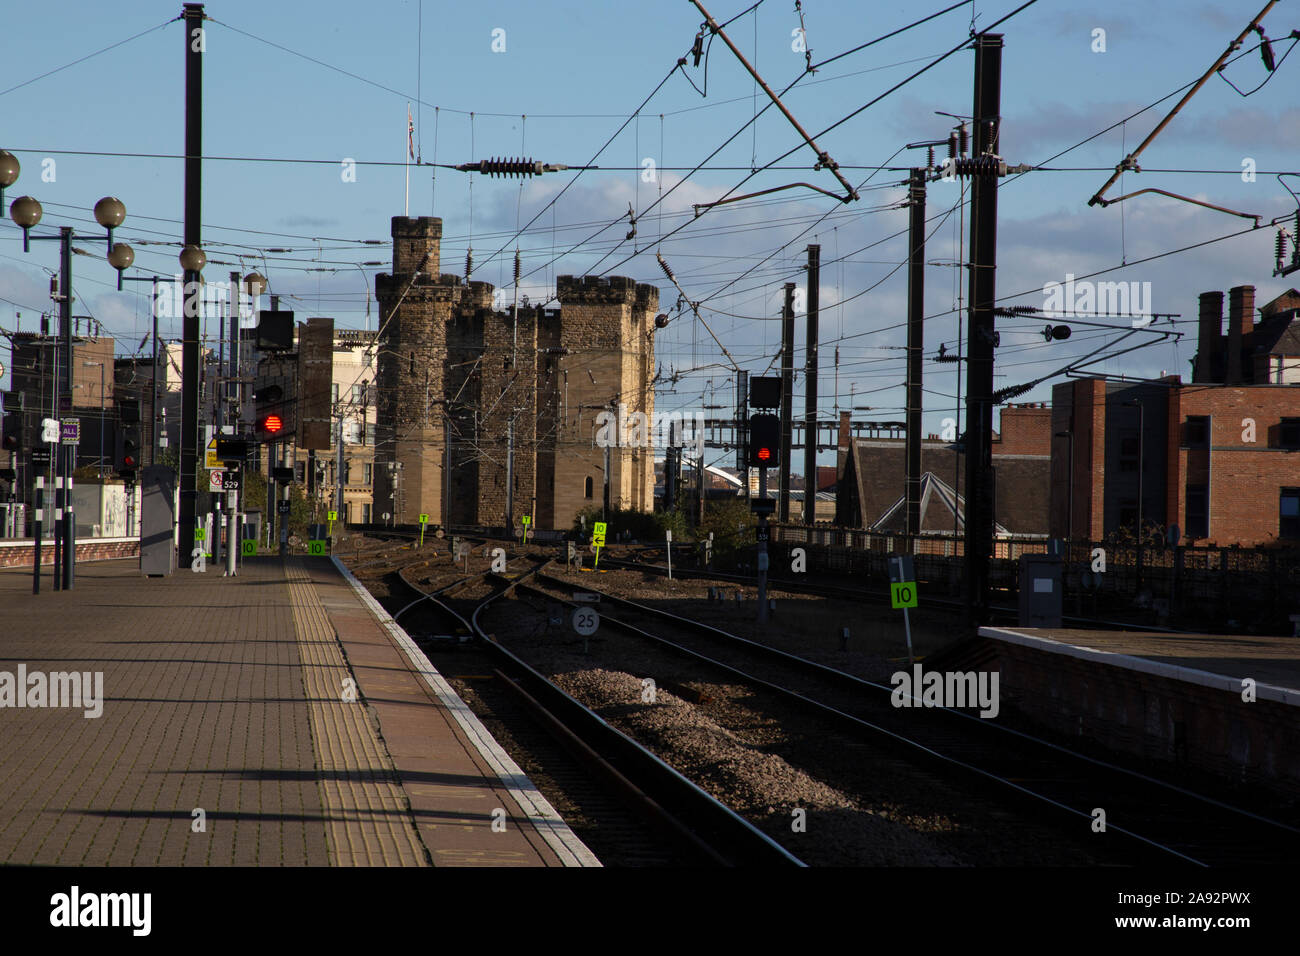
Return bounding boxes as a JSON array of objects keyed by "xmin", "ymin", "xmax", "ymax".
[
  {"xmin": 1196, "ymin": 291, "xmax": 1224, "ymax": 383},
  {"xmin": 1227, "ymin": 285, "xmax": 1255, "ymax": 385}
]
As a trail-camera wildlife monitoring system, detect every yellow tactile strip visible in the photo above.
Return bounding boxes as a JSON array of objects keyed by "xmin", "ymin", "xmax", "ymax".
[{"xmin": 285, "ymin": 560, "xmax": 429, "ymax": 866}]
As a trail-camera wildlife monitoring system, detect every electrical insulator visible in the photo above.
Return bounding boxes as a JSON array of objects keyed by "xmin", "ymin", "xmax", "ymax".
[
  {"xmin": 459, "ymin": 157, "xmax": 549, "ymax": 178},
  {"xmin": 1277, "ymin": 231, "xmax": 1287, "ymax": 265},
  {"xmin": 465, "ymin": 248, "xmax": 473, "ymax": 279},
  {"xmin": 993, "ymin": 381, "xmax": 1034, "ymax": 403},
  {"xmin": 927, "ymin": 146, "xmax": 935, "ymax": 172},
  {"xmin": 513, "ymin": 249, "xmax": 521, "ymax": 285},
  {"xmin": 955, "ymin": 156, "xmax": 1008, "ymax": 177},
  {"xmin": 947, "ymin": 132, "xmax": 958, "ymax": 161},
  {"xmin": 958, "ymin": 123, "xmax": 968, "ymax": 157},
  {"xmin": 657, "ymin": 253, "xmax": 675, "ymax": 282}
]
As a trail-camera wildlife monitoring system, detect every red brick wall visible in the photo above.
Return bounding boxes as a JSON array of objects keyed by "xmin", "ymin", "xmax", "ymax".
[
  {"xmin": 1176, "ymin": 387, "xmax": 1300, "ymax": 545},
  {"xmin": 0, "ymin": 540, "xmax": 139, "ymax": 568},
  {"xmin": 994, "ymin": 403, "xmax": 1051, "ymax": 455}
]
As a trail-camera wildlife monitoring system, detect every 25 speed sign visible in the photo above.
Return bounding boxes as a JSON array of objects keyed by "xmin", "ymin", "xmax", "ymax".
[{"xmin": 571, "ymin": 607, "xmax": 600, "ymax": 636}]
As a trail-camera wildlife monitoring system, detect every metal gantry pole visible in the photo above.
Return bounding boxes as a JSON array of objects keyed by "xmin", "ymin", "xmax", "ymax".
[
  {"xmin": 905, "ymin": 169, "xmax": 926, "ymax": 538},
  {"xmin": 151, "ymin": 276, "xmax": 160, "ymax": 466},
  {"xmin": 757, "ymin": 466, "xmax": 769, "ymax": 624},
  {"xmin": 60, "ymin": 226, "xmax": 75, "ymax": 590},
  {"xmin": 962, "ymin": 33, "xmax": 1002, "ymax": 628},
  {"xmin": 778, "ymin": 282, "xmax": 795, "ymax": 523},
  {"xmin": 803, "ymin": 244, "xmax": 820, "ymax": 526},
  {"xmin": 178, "ymin": 2, "xmax": 205, "ymax": 569}
]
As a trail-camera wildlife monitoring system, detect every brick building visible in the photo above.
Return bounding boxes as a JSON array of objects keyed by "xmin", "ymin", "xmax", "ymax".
[
  {"xmin": 1050, "ymin": 285, "xmax": 1300, "ymax": 545},
  {"xmin": 837, "ymin": 403, "xmax": 1052, "ymax": 534},
  {"xmin": 3, "ymin": 329, "xmax": 116, "ymax": 488},
  {"xmin": 373, "ymin": 216, "xmax": 658, "ymax": 531}
]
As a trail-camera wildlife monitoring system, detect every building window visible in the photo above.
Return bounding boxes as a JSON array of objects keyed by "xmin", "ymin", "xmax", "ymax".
[
  {"xmin": 331, "ymin": 383, "xmax": 339, "ymax": 404},
  {"xmin": 1185, "ymin": 415, "xmax": 1209, "ymax": 446},
  {"xmin": 1282, "ymin": 489, "xmax": 1300, "ymax": 539},
  {"xmin": 584, "ymin": 476, "xmax": 594, "ymax": 499},
  {"xmin": 1186, "ymin": 485, "xmax": 1208, "ymax": 539},
  {"xmin": 1119, "ymin": 435, "xmax": 1139, "ymax": 472},
  {"xmin": 363, "ymin": 503, "xmax": 372, "ymax": 524},
  {"xmin": 351, "ymin": 384, "xmax": 363, "ymax": 404},
  {"xmin": 1281, "ymin": 418, "xmax": 1300, "ymax": 449},
  {"xmin": 364, "ymin": 462, "xmax": 373, "ymax": 485}
]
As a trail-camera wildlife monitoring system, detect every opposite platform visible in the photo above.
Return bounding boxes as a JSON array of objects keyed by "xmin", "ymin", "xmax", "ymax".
[
  {"xmin": 0, "ymin": 555, "xmax": 596, "ymax": 867},
  {"xmin": 975, "ymin": 625, "xmax": 1300, "ymax": 792}
]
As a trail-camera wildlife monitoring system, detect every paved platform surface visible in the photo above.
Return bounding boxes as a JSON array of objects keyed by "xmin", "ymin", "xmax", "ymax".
[
  {"xmin": 979, "ymin": 626, "xmax": 1300, "ymax": 704},
  {"xmin": 0, "ymin": 555, "xmax": 596, "ymax": 866}
]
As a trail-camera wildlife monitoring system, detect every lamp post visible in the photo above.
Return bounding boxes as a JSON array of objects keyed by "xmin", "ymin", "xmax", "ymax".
[
  {"xmin": 84, "ymin": 361, "xmax": 105, "ymax": 477},
  {"xmin": 118, "ymin": 273, "xmax": 162, "ymax": 465},
  {"xmin": 6, "ymin": 149, "xmax": 134, "ymax": 591}
]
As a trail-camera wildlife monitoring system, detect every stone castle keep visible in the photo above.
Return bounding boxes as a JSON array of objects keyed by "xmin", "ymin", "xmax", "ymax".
[{"xmin": 373, "ymin": 215, "xmax": 658, "ymax": 530}]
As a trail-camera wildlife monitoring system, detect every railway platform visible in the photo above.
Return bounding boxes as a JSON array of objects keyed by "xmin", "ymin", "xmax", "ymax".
[
  {"xmin": 973, "ymin": 625, "xmax": 1300, "ymax": 794},
  {"xmin": 0, "ymin": 554, "xmax": 597, "ymax": 867}
]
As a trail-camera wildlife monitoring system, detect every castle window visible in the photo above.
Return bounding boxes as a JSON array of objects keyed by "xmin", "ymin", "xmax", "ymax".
[
  {"xmin": 409, "ymin": 352, "xmax": 416, "ymax": 376},
  {"xmin": 584, "ymin": 476, "xmax": 594, "ymax": 499}
]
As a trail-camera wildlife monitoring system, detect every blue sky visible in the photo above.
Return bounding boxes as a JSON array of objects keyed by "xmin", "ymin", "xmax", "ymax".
[{"xmin": 3, "ymin": 1, "xmax": 1297, "ymax": 470}]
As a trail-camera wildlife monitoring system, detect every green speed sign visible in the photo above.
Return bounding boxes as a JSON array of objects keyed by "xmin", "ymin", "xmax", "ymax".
[{"xmin": 890, "ymin": 581, "xmax": 918, "ymax": 609}]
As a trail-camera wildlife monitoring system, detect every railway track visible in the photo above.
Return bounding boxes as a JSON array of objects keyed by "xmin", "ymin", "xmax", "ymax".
[
  {"xmin": 521, "ymin": 569, "xmax": 1300, "ymax": 866},
  {"xmin": 385, "ymin": 557, "xmax": 804, "ymax": 867}
]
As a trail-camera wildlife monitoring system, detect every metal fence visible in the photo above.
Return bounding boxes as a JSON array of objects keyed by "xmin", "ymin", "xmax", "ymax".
[{"xmin": 768, "ymin": 524, "xmax": 1300, "ymax": 630}]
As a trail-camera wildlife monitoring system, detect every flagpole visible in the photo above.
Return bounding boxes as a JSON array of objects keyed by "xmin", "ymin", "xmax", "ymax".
[{"xmin": 405, "ymin": 102, "xmax": 411, "ymax": 217}]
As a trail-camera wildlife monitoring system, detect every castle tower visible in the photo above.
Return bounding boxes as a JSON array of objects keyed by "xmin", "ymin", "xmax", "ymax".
[
  {"xmin": 373, "ymin": 216, "xmax": 459, "ymax": 526},
  {"xmin": 374, "ymin": 215, "xmax": 659, "ymax": 532},
  {"xmin": 547, "ymin": 275, "xmax": 658, "ymax": 526}
]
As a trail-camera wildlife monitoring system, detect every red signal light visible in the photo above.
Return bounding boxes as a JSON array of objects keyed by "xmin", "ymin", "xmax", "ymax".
[
  {"xmin": 757, "ymin": 447, "xmax": 772, "ymax": 462},
  {"xmin": 262, "ymin": 414, "xmax": 283, "ymax": 434}
]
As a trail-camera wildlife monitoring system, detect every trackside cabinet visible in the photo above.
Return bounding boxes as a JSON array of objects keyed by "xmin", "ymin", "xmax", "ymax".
[
  {"xmin": 140, "ymin": 464, "xmax": 177, "ymax": 576},
  {"xmin": 1018, "ymin": 553, "xmax": 1062, "ymax": 627}
]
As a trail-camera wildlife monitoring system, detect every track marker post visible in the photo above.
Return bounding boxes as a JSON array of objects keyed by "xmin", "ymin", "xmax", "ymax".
[{"xmin": 888, "ymin": 555, "xmax": 918, "ymax": 665}]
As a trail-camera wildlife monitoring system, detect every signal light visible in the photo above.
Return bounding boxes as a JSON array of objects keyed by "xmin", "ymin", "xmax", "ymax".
[
  {"xmin": 258, "ymin": 414, "xmax": 284, "ymax": 436},
  {"xmin": 747, "ymin": 413, "xmax": 780, "ymax": 468},
  {"xmin": 117, "ymin": 422, "xmax": 140, "ymax": 476}
]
